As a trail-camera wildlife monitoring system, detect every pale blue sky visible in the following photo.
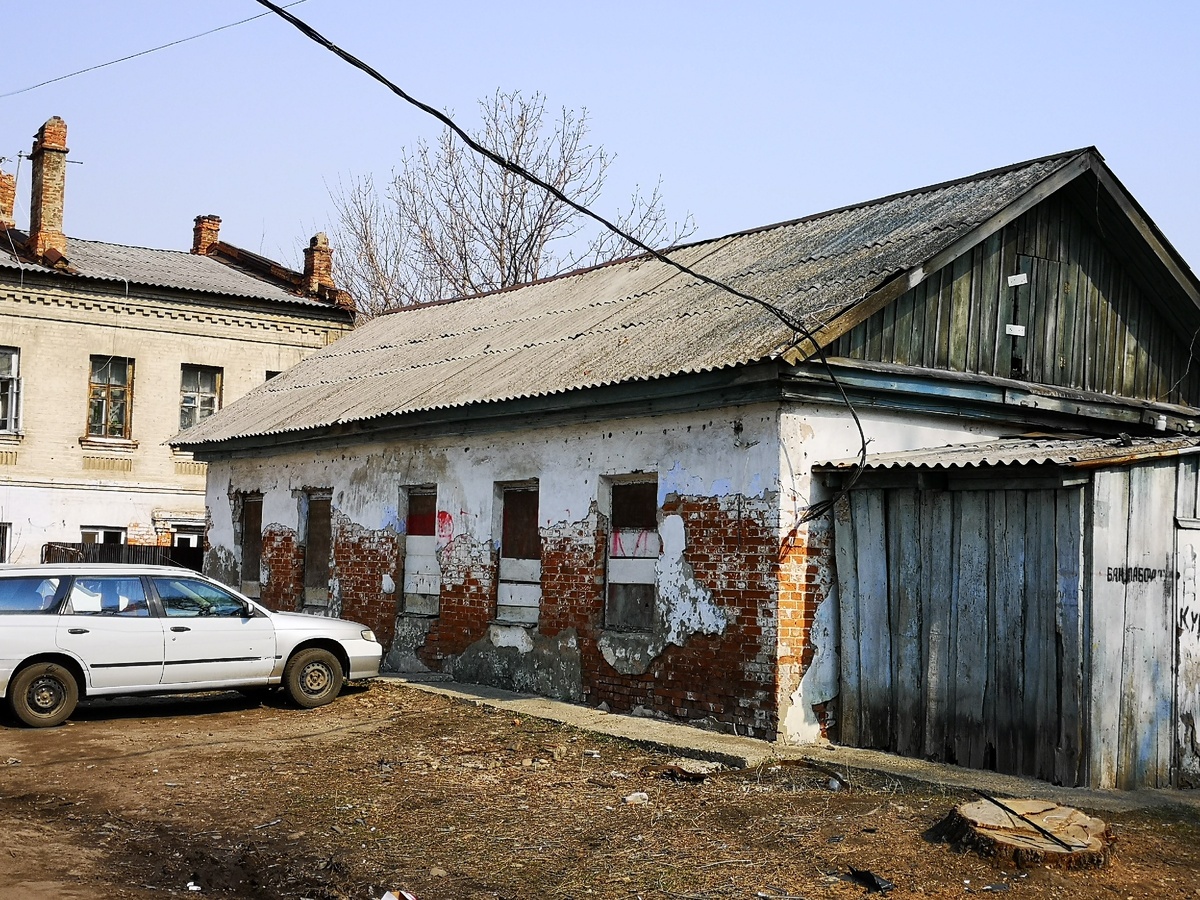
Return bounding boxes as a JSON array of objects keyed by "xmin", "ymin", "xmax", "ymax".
[{"xmin": 3, "ymin": 1, "xmax": 1198, "ymax": 275}]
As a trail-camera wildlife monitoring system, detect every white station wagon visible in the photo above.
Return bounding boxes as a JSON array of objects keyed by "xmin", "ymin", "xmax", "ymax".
[{"xmin": 0, "ymin": 564, "xmax": 383, "ymax": 727}]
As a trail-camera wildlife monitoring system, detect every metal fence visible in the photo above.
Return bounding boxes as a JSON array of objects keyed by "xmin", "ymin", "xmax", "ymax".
[{"xmin": 40, "ymin": 542, "xmax": 203, "ymax": 572}]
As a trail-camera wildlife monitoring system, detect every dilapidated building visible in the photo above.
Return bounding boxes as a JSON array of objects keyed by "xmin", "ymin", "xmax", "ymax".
[
  {"xmin": 0, "ymin": 117, "xmax": 353, "ymax": 564},
  {"xmin": 177, "ymin": 148, "xmax": 1200, "ymax": 788}
]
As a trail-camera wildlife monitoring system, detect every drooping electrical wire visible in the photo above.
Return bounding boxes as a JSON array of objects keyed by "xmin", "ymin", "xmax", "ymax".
[
  {"xmin": 0, "ymin": 1, "xmax": 309, "ymax": 100},
  {"xmin": 251, "ymin": 0, "xmax": 868, "ymax": 522}
]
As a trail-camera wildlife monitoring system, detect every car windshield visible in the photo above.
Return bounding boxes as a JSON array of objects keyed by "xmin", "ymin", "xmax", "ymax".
[{"xmin": 0, "ymin": 576, "xmax": 63, "ymax": 613}]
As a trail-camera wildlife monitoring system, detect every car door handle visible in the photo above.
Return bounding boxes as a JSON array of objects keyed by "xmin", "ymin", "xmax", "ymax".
[
  {"xmin": 68, "ymin": 627, "xmax": 89, "ymax": 635},
  {"xmin": 170, "ymin": 626, "xmax": 191, "ymax": 632}
]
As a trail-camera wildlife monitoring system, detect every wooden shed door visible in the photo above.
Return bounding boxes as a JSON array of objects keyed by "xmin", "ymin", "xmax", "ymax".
[{"xmin": 833, "ymin": 487, "xmax": 1085, "ymax": 785}]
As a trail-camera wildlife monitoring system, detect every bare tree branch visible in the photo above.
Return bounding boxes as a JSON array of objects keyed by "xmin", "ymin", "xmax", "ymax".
[{"xmin": 330, "ymin": 89, "xmax": 695, "ymax": 317}]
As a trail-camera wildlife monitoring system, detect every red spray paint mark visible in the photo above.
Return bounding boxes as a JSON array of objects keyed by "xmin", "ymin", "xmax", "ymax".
[{"xmin": 436, "ymin": 511, "xmax": 454, "ymax": 541}]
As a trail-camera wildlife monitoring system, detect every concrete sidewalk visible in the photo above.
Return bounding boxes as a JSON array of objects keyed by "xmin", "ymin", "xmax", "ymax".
[{"xmin": 383, "ymin": 674, "xmax": 1200, "ymax": 815}]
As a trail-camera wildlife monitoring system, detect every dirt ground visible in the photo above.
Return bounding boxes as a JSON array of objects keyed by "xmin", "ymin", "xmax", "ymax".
[{"xmin": 1, "ymin": 681, "xmax": 1198, "ymax": 900}]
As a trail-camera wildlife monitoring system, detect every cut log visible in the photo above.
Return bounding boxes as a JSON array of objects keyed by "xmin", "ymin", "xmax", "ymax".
[{"xmin": 930, "ymin": 799, "xmax": 1114, "ymax": 869}]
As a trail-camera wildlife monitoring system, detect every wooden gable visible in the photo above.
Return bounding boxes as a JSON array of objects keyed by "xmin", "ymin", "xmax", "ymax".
[{"xmin": 829, "ymin": 186, "xmax": 1200, "ymax": 407}]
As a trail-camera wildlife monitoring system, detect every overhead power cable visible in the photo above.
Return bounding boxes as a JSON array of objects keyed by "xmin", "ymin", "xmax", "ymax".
[
  {"xmin": 0, "ymin": 1, "xmax": 308, "ymax": 100},
  {"xmin": 252, "ymin": 0, "xmax": 868, "ymax": 522}
]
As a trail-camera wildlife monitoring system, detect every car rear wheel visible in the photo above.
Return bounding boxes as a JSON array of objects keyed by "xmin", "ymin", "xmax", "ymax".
[
  {"xmin": 283, "ymin": 648, "xmax": 343, "ymax": 708},
  {"xmin": 10, "ymin": 662, "xmax": 79, "ymax": 727}
]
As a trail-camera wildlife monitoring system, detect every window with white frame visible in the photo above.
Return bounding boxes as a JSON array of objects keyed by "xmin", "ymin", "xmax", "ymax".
[
  {"xmin": 604, "ymin": 479, "xmax": 660, "ymax": 632},
  {"xmin": 180, "ymin": 364, "xmax": 222, "ymax": 430},
  {"xmin": 0, "ymin": 347, "xmax": 20, "ymax": 432},
  {"xmin": 81, "ymin": 527, "xmax": 126, "ymax": 545}
]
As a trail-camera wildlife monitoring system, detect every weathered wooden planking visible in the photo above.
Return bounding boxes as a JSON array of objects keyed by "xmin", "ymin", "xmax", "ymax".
[
  {"xmin": 854, "ymin": 489, "xmax": 892, "ymax": 748},
  {"xmin": 827, "ymin": 194, "xmax": 1200, "ymax": 406},
  {"xmin": 1054, "ymin": 489, "xmax": 1085, "ymax": 786},
  {"xmin": 888, "ymin": 490, "xmax": 924, "ymax": 756},
  {"xmin": 922, "ymin": 490, "xmax": 955, "ymax": 761},
  {"xmin": 1177, "ymin": 457, "xmax": 1200, "ymax": 520},
  {"xmin": 991, "ymin": 491, "xmax": 1027, "ymax": 775},
  {"xmin": 1023, "ymin": 490, "xmax": 1059, "ymax": 782},
  {"xmin": 952, "ymin": 492, "xmax": 991, "ymax": 769},
  {"xmin": 1174, "ymin": 521, "xmax": 1200, "ymax": 786},
  {"xmin": 833, "ymin": 496, "xmax": 863, "ymax": 747},
  {"xmin": 1088, "ymin": 469, "xmax": 1130, "ymax": 788}
]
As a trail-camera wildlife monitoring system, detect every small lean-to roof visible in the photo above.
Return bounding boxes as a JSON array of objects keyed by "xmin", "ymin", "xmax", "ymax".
[
  {"xmin": 817, "ymin": 435, "xmax": 1200, "ymax": 473},
  {"xmin": 174, "ymin": 149, "xmax": 1102, "ymax": 449},
  {"xmin": 0, "ymin": 232, "xmax": 342, "ymax": 311}
]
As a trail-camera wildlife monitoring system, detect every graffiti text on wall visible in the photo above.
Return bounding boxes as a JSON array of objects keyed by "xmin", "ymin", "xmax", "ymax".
[
  {"xmin": 1183, "ymin": 607, "xmax": 1200, "ymax": 639},
  {"xmin": 1105, "ymin": 566, "xmax": 1172, "ymax": 584}
]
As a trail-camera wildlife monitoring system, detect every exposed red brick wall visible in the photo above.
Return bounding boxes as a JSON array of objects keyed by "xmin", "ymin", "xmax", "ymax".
[
  {"xmin": 29, "ymin": 116, "xmax": 68, "ymax": 259},
  {"xmin": 331, "ymin": 512, "xmax": 400, "ymax": 646},
  {"xmin": 415, "ymin": 534, "xmax": 496, "ymax": 668},
  {"xmin": 776, "ymin": 516, "xmax": 834, "ymax": 734},
  {"xmin": 261, "ymin": 524, "xmax": 304, "ymax": 612},
  {"xmin": 0, "ymin": 172, "xmax": 15, "ymax": 229},
  {"xmin": 192, "ymin": 215, "xmax": 221, "ymax": 255}
]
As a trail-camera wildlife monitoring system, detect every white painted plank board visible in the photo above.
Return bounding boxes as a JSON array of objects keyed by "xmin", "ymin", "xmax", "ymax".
[
  {"xmin": 403, "ymin": 571, "xmax": 441, "ymax": 595},
  {"xmin": 1089, "ymin": 468, "xmax": 1130, "ymax": 789},
  {"xmin": 495, "ymin": 603, "xmax": 539, "ymax": 625},
  {"xmin": 610, "ymin": 530, "xmax": 661, "ymax": 559},
  {"xmin": 498, "ymin": 582, "xmax": 542, "ymax": 609},
  {"xmin": 607, "ymin": 557, "xmax": 657, "ymax": 585},
  {"xmin": 406, "ymin": 535, "xmax": 438, "ymax": 556},
  {"xmin": 499, "ymin": 557, "xmax": 542, "ymax": 583}
]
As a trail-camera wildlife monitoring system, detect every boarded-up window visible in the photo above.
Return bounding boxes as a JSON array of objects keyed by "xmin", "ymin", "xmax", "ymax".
[
  {"xmin": 239, "ymin": 494, "xmax": 263, "ymax": 596},
  {"xmin": 303, "ymin": 493, "xmax": 332, "ymax": 607},
  {"xmin": 402, "ymin": 486, "xmax": 440, "ymax": 615},
  {"xmin": 606, "ymin": 480, "xmax": 659, "ymax": 632},
  {"xmin": 497, "ymin": 485, "xmax": 541, "ymax": 624}
]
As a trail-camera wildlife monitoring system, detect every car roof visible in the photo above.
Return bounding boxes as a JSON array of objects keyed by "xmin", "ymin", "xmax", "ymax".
[{"xmin": 0, "ymin": 564, "xmax": 200, "ymax": 577}]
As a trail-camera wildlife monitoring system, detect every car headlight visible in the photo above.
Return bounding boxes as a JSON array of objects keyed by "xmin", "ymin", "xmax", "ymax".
[{"xmin": 361, "ymin": 629, "xmax": 379, "ymax": 643}]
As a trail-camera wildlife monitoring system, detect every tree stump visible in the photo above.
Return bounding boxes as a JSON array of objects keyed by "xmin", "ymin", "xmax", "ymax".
[{"xmin": 932, "ymin": 799, "xmax": 1114, "ymax": 869}]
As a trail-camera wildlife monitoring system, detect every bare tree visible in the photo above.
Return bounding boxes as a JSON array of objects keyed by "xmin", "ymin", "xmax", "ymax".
[{"xmin": 332, "ymin": 89, "xmax": 695, "ymax": 317}]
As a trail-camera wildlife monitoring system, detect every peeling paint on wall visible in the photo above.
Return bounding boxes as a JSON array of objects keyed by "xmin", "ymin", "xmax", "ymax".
[{"xmin": 453, "ymin": 626, "xmax": 583, "ymax": 700}]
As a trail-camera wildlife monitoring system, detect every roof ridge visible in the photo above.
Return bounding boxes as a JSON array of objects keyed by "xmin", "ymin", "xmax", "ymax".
[{"xmin": 379, "ymin": 147, "xmax": 1096, "ymax": 317}]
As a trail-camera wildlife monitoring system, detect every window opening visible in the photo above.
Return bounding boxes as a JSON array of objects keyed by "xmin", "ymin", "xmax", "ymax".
[
  {"xmin": 497, "ymin": 485, "xmax": 541, "ymax": 625},
  {"xmin": 180, "ymin": 364, "xmax": 222, "ymax": 430},
  {"xmin": 401, "ymin": 486, "xmax": 440, "ymax": 615},
  {"xmin": 0, "ymin": 347, "xmax": 20, "ymax": 432},
  {"xmin": 81, "ymin": 527, "xmax": 126, "ymax": 545},
  {"xmin": 302, "ymin": 492, "xmax": 332, "ymax": 608},
  {"xmin": 239, "ymin": 494, "xmax": 263, "ymax": 596},
  {"xmin": 605, "ymin": 480, "xmax": 660, "ymax": 632},
  {"xmin": 87, "ymin": 356, "xmax": 133, "ymax": 438}
]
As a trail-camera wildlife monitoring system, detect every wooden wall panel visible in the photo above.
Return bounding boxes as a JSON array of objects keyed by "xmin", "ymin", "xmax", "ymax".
[{"xmin": 831, "ymin": 194, "xmax": 1200, "ymax": 406}]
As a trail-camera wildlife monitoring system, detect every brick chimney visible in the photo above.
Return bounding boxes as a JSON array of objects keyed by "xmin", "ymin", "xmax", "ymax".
[
  {"xmin": 303, "ymin": 232, "xmax": 335, "ymax": 293},
  {"xmin": 0, "ymin": 171, "xmax": 14, "ymax": 230},
  {"xmin": 28, "ymin": 116, "xmax": 68, "ymax": 259},
  {"xmin": 192, "ymin": 214, "xmax": 221, "ymax": 255}
]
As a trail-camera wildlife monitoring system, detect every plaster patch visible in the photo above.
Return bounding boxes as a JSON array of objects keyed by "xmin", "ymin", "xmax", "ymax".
[
  {"xmin": 782, "ymin": 587, "xmax": 839, "ymax": 744},
  {"xmin": 381, "ymin": 573, "xmax": 395, "ymax": 594},
  {"xmin": 489, "ymin": 623, "xmax": 535, "ymax": 653},
  {"xmin": 598, "ymin": 513, "xmax": 731, "ymax": 676}
]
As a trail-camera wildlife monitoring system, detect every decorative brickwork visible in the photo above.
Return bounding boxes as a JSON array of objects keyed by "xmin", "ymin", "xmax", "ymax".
[
  {"xmin": 331, "ymin": 512, "xmax": 401, "ymax": 647},
  {"xmin": 261, "ymin": 524, "xmax": 304, "ymax": 612}
]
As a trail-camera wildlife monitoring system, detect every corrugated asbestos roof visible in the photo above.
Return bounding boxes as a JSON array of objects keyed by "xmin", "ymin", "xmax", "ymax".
[
  {"xmin": 818, "ymin": 435, "xmax": 1200, "ymax": 472},
  {"xmin": 0, "ymin": 232, "xmax": 336, "ymax": 309},
  {"xmin": 173, "ymin": 150, "xmax": 1087, "ymax": 448}
]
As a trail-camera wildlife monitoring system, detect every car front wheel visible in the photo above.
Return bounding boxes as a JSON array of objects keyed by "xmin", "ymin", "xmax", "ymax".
[
  {"xmin": 283, "ymin": 648, "xmax": 344, "ymax": 709},
  {"xmin": 10, "ymin": 662, "xmax": 79, "ymax": 727}
]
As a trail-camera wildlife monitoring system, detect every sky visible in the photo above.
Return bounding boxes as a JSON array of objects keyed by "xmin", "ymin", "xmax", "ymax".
[{"xmin": 2, "ymin": 1, "xmax": 1198, "ymax": 275}]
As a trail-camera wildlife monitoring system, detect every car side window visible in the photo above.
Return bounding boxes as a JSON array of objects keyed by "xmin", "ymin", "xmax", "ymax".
[
  {"xmin": 0, "ymin": 576, "xmax": 63, "ymax": 613},
  {"xmin": 153, "ymin": 578, "xmax": 247, "ymax": 618},
  {"xmin": 65, "ymin": 577, "xmax": 150, "ymax": 617}
]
